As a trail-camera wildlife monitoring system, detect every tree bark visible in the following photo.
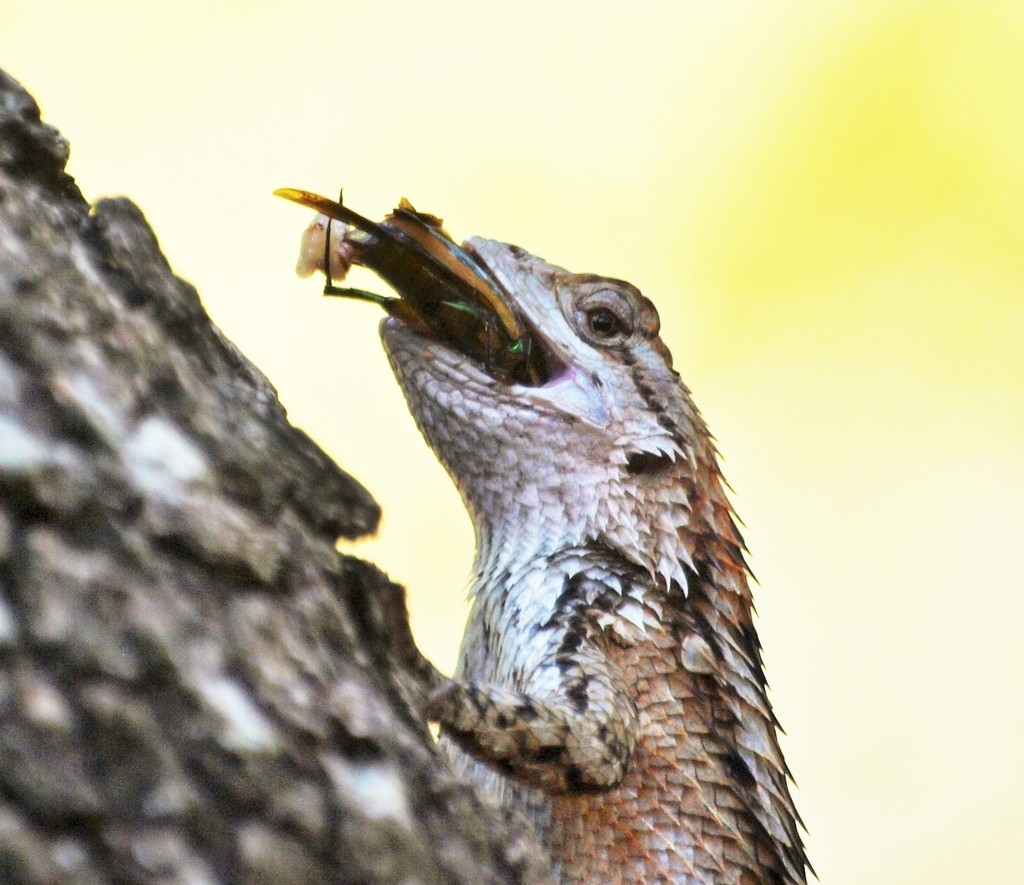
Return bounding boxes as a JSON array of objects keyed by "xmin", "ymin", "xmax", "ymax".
[{"xmin": 0, "ymin": 70, "xmax": 546, "ymax": 885}]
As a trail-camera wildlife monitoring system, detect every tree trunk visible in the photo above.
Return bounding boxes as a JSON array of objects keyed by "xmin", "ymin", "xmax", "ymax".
[{"xmin": 0, "ymin": 69, "xmax": 546, "ymax": 885}]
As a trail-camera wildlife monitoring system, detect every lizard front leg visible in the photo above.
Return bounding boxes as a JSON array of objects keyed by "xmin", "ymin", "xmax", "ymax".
[{"xmin": 427, "ymin": 635, "xmax": 639, "ymax": 794}]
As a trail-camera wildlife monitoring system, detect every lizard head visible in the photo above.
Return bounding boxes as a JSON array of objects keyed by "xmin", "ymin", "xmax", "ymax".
[{"xmin": 381, "ymin": 236, "xmax": 718, "ymax": 592}]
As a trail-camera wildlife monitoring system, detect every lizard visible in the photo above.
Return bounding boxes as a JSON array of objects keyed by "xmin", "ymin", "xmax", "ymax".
[{"xmin": 277, "ymin": 189, "xmax": 810, "ymax": 885}]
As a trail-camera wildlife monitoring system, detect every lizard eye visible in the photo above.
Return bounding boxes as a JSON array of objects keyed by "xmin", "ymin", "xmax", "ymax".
[
  {"xmin": 574, "ymin": 289, "xmax": 634, "ymax": 347},
  {"xmin": 587, "ymin": 307, "xmax": 623, "ymax": 338}
]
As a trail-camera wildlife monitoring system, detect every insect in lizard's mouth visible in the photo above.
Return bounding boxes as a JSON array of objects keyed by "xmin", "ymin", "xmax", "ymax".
[{"xmin": 275, "ymin": 188, "xmax": 555, "ymax": 387}]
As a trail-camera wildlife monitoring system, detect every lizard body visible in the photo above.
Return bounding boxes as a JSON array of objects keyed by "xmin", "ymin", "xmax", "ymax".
[{"xmin": 281, "ymin": 194, "xmax": 808, "ymax": 883}]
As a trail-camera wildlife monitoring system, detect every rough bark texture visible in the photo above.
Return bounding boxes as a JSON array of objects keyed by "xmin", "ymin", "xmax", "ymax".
[{"xmin": 0, "ymin": 70, "xmax": 546, "ymax": 885}]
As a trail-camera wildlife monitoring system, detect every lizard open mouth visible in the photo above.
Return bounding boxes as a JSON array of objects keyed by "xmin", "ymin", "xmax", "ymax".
[{"xmin": 275, "ymin": 189, "xmax": 549, "ymax": 387}]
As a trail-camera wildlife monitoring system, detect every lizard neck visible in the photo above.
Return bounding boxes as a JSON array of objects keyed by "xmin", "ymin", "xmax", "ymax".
[{"xmin": 449, "ymin": 408, "xmax": 710, "ymax": 605}]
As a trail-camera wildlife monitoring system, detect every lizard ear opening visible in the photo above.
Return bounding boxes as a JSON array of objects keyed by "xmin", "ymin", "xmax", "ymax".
[{"xmin": 625, "ymin": 451, "xmax": 674, "ymax": 477}]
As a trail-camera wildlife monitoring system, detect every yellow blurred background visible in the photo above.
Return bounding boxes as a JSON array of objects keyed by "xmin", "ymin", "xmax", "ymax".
[{"xmin": 4, "ymin": 1, "xmax": 1022, "ymax": 881}]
